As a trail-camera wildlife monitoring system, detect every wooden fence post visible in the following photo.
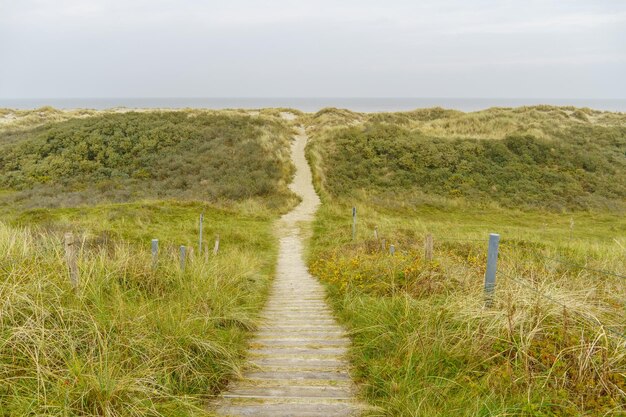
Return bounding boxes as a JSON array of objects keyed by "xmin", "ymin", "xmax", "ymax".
[
  {"xmin": 180, "ymin": 245, "xmax": 187, "ymax": 271},
  {"xmin": 151, "ymin": 239, "xmax": 158, "ymax": 268},
  {"xmin": 199, "ymin": 213, "xmax": 204, "ymax": 254},
  {"xmin": 352, "ymin": 207, "xmax": 357, "ymax": 241},
  {"xmin": 484, "ymin": 233, "xmax": 500, "ymax": 307},
  {"xmin": 64, "ymin": 232, "xmax": 79, "ymax": 289},
  {"xmin": 424, "ymin": 233, "xmax": 434, "ymax": 261},
  {"xmin": 374, "ymin": 226, "xmax": 378, "ymax": 241},
  {"xmin": 389, "ymin": 244, "xmax": 395, "ymax": 256},
  {"xmin": 213, "ymin": 235, "xmax": 220, "ymax": 255}
]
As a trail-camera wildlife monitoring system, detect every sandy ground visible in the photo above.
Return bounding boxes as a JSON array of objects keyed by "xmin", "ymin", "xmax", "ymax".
[
  {"xmin": 279, "ymin": 126, "xmax": 320, "ymax": 226},
  {"xmin": 214, "ymin": 127, "xmax": 363, "ymax": 416}
]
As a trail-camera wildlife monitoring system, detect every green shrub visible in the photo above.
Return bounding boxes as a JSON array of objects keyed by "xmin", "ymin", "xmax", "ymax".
[
  {"xmin": 0, "ymin": 111, "xmax": 295, "ymax": 209},
  {"xmin": 312, "ymin": 122, "xmax": 626, "ymax": 211}
]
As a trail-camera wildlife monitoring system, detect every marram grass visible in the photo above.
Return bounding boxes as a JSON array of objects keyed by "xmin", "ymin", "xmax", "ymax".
[
  {"xmin": 0, "ymin": 211, "xmax": 275, "ymax": 416},
  {"xmin": 308, "ymin": 204, "xmax": 626, "ymax": 416},
  {"xmin": 0, "ymin": 108, "xmax": 297, "ymax": 416},
  {"xmin": 304, "ymin": 107, "xmax": 626, "ymax": 416}
]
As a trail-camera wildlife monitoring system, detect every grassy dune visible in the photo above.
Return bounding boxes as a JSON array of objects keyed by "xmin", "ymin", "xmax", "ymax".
[
  {"xmin": 302, "ymin": 105, "xmax": 626, "ymax": 141},
  {"xmin": 306, "ymin": 107, "xmax": 626, "ymax": 211},
  {"xmin": 0, "ymin": 109, "xmax": 298, "ymax": 416},
  {"xmin": 304, "ymin": 107, "xmax": 626, "ymax": 416},
  {"xmin": 1, "ymin": 203, "xmax": 278, "ymax": 416},
  {"xmin": 1, "ymin": 105, "xmax": 625, "ymax": 416},
  {"xmin": 0, "ymin": 109, "xmax": 297, "ymax": 210}
]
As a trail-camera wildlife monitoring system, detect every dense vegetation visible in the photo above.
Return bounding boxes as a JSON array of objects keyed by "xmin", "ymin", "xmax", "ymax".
[
  {"xmin": 0, "ymin": 110, "xmax": 295, "ymax": 209},
  {"xmin": 2, "ymin": 105, "xmax": 625, "ymax": 416},
  {"xmin": 308, "ymin": 204, "xmax": 626, "ymax": 416},
  {"xmin": 0, "ymin": 108, "xmax": 300, "ymax": 416},
  {"xmin": 308, "ymin": 108, "xmax": 626, "ymax": 211},
  {"xmin": 305, "ymin": 106, "xmax": 626, "ymax": 416},
  {"xmin": 0, "ymin": 201, "xmax": 279, "ymax": 416}
]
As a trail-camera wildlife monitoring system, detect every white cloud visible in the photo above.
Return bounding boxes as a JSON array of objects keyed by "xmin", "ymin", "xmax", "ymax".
[
  {"xmin": 0, "ymin": 0, "xmax": 624, "ymax": 98},
  {"xmin": 445, "ymin": 11, "xmax": 626, "ymax": 35}
]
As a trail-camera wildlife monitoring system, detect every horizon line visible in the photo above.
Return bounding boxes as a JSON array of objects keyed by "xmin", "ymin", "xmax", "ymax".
[{"xmin": 2, "ymin": 96, "xmax": 626, "ymax": 101}]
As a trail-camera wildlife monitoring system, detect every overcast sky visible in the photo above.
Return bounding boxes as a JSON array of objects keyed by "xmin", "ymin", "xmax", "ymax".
[{"xmin": 1, "ymin": 0, "xmax": 624, "ymax": 98}]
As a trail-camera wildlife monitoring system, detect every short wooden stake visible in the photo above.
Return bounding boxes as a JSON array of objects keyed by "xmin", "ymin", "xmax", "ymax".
[
  {"xmin": 180, "ymin": 245, "xmax": 187, "ymax": 271},
  {"xmin": 199, "ymin": 213, "xmax": 204, "ymax": 253},
  {"xmin": 213, "ymin": 234, "xmax": 220, "ymax": 255},
  {"xmin": 484, "ymin": 233, "xmax": 500, "ymax": 307},
  {"xmin": 424, "ymin": 233, "xmax": 434, "ymax": 261},
  {"xmin": 389, "ymin": 244, "xmax": 395, "ymax": 255},
  {"xmin": 151, "ymin": 239, "xmax": 158, "ymax": 268},
  {"xmin": 64, "ymin": 232, "xmax": 79, "ymax": 289},
  {"xmin": 381, "ymin": 238, "xmax": 386, "ymax": 252},
  {"xmin": 374, "ymin": 226, "xmax": 378, "ymax": 241},
  {"xmin": 352, "ymin": 207, "xmax": 357, "ymax": 241}
]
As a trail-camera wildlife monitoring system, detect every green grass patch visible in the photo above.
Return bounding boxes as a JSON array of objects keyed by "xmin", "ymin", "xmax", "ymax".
[
  {"xmin": 0, "ymin": 108, "xmax": 299, "ymax": 416},
  {"xmin": 309, "ymin": 203, "xmax": 626, "ymax": 416},
  {"xmin": 305, "ymin": 107, "xmax": 626, "ymax": 416},
  {"xmin": 309, "ymin": 120, "xmax": 626, "ymax": 211},
  {"xmin": 0, "ymin": 110, "xmax": 297, "ymax": 210},
  {"xmin": 0, "ymin": 200, "xmax": 278, "ymax": 416}
]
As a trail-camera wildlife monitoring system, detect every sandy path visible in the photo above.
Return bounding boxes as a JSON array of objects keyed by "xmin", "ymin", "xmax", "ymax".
[{"xmin": 214, "ymin": 127, "xmax": 363, "ymax": 416}]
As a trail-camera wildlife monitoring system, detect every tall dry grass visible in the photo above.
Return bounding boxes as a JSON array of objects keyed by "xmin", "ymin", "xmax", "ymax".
[
  {"xmin": 0, "ymin": 218, "xmax": 274, "ymax": 416},
  {"xmin": 304, "ymin": 106, "xmax": 626, "ymax": 416},
  {"xmin": 309, "ymin": 206, "xmax": 626, "ymax": 416}
]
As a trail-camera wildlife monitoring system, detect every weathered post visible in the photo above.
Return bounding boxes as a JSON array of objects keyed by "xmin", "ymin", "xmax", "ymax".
[
  {"xmin": 352, "ymin": 207, "xmax": 357, "ymax": 241},
  {"xmin": 64, "ymin": 232, "xmax": 79, "ymax": 289},
  {"xmin": 381, "ymin": 238, "xmax": 386, "ymax": 252},
  {"xmin": 389, "ymin": 244, "xmax": 395, "ymax": 255},
  {"xmin": 180, "ymin": 245, "xmax": 187, "ymax": 271},
  {"xmin": 424, "ymin": 233, "xmax": 434, "ymax": 261},
  {"xmin": 151, "ymin": 239, "xmax": 158, "ymax": 268},
  {"xmin": 199, "ymin": 213, "xmax": 204, "ymax": 254},
  {"xmin": 374, "ymin": 226, "xmax": 379, "ymax": 241},
  {"xmin": 484, "ymin": 233, "xmax": 500, "ymax": 307},
  {"xmin": 213, "ymin": 234, "xmax": 220, "ymax": 255}
]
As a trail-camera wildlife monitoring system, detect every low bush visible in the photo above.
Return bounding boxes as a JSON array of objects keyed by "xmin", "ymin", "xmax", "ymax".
[
  {"xmin": 0, "ymin": 111, "xmax": 296, "ymax": 210},
  {"xmin": 311, "ymin": 122, "xmax": 626, "ymax": 211}
]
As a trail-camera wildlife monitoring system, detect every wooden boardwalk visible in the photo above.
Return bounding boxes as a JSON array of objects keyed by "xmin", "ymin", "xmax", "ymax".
[{"xmin": 214, "ymin": 127, "xmax": 363, "ymax": 417}]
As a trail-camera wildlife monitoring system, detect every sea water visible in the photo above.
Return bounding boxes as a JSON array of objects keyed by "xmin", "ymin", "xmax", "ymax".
[{"xmin": 1, "ymin": 97, "xmax": 625, "ymax": 112}]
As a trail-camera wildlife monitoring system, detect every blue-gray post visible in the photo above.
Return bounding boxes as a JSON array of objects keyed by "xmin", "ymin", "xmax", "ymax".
[
  {"xmin": 389, "ymin": 244, "xmax": 395, "ymax": 255},
  {"xmin": 180, "ymin": 245, "xmax": 186, "ymax": 271},
  {"xmin": 352, "ymin": 207, "xmax": 357, "ymax": 241},
  {"xmin": 151, "ymin": 239, "xmax": 158, "ymax": 268},
  {"xmin": 484, "ymin": 233, "xmax": 500, "ymax": 307},
  {"xmin": 199, "ymin": 213, "xmax": 204, "ymax": 254}
]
